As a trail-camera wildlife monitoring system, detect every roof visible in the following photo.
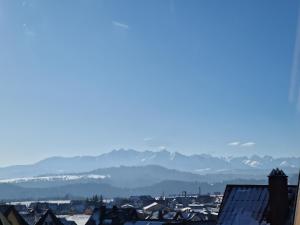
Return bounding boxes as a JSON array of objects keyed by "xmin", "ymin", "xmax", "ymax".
[
  {"xmin": 34, "ymin": 210, "xmax": 64, "ymax": 225},
  {"xmin": 143, "ymin": 203, "xmax": 167, "ymax": 212},
  {"xmin": 21, "ymin": 209, "xmax": 45, "ymax": 225},
  {"xmin": 143, "ymin": 203, "xmax": 159, "ymax": 211},
  {"xmin": 58, "ymin": 215, "xmax": 90, "ymax": 225},
  {"xmin": 217, "ymin": 185, "xmax": 297, "ymax": 225},
  {"xmin": 217, "ymin": 185, "xmax": 269, "ymax": 225},
  {"xmin": 121, "ymin": 204, "xmax": 135, "ymax": 209},
  {"xmin": 0, "ymin": 212, "xmax": 11, "ymax": 225},
  {"xmin": 4, "ymin": 206, "xmax": 30, "ymax": 225},
  {"xmin": 85, "ymin": 207, "xmax": 139, "ymax": 225},
  {"xmin": 59, "ymin": 218, "xmax": 77, "ymax": 225}
]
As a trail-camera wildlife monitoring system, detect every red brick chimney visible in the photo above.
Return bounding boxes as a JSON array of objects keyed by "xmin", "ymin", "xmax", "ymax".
[{"xmin": 268, "ymin": 168, "xmax": 289, "ymax": 225}]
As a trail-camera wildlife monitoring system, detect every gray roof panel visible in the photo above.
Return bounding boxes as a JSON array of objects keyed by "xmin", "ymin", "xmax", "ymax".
[{"xmin": 217, "ymin": 186, "xmax": 269, "ymax": 225}]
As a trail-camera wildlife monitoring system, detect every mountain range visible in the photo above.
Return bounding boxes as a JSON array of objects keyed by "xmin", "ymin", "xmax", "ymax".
[
  {"xmin": 0, "ymin": 149, "xmax": 299, "ymax": 200},
  {"xmin": 0, "ymin": 149, "xmax": 299, "ymax": 179}
]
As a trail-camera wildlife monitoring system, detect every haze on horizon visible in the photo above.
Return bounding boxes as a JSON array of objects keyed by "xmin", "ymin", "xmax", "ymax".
[{"xmin": 1, "ymin": 0, "xmax": 300, "ymax": 166}]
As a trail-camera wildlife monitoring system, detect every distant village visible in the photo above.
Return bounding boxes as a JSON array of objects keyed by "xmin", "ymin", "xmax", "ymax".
[{"xmin": 0, "ymin": 169, "xmax": 299, "ymax": 225}]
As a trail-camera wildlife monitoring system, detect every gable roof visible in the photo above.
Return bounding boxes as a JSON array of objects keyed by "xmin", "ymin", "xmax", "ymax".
[
  {"xmin": 3, "ymin": 206, "xmax": 29, "ymax": 225},
  {"xmin": 22, "ymin": 209, "xmax": 46, "ymax": 225},
  {"xmin": 34, "ymin": 210, "xmax": 64, "ymax": 225},
  {"xmin": 0, "ymin": 212, "xmax": 11, "ymax": 225}
]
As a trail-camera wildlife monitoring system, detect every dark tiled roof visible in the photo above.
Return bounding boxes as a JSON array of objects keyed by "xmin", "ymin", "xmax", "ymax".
[
  {"xmin": 34, "ymin": 210, "xmax": 64, "ymax": 225},
  {"xmin": 22, "ymin": 209, "xmax": 45, "ymax": 225}
]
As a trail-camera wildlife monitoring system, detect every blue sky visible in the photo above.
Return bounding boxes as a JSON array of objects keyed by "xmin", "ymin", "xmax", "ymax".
[{"xmin": 0, "ymin": 0, "xmax": 300, "ymax": 166}]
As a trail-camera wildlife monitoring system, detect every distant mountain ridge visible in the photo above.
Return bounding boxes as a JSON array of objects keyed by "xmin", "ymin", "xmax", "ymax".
[
  {"xmin": 0, "ymin": 158, "xmax": 299, "ymax": 200},
  {"xmin": 2, "ymin": 173, "xmax": 298, "ymax": 200},
  {"xmin": 0, "ymin": 178, "xmax": 266, "ymax": 201},
  {"xmin": 1, "ymin": 165, "xmax": 271, "ymax": 189},
  {"xmin": 0, "ymin": 149, "xmax": 299, "ymax": 179}
]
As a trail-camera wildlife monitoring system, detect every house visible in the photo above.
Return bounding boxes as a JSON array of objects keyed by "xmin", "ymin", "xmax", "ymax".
[
  {"xmin": 34, "ymin": 210, "xmax": 64, "ymax": 225},
  {"xmin": 0, "ymin": 211, "xmax": 11, "ymax": 225},
  {"xmin": 0, "ymin": 205, "xmax": 29, "ymax": 225},
  {"xmin": 143, "ymin": 203, "xmax": 169, "ymax": 214},
  {"xmin": 217, "ymin": 168, "xmax": 298, "ymax": 225},
  {"xmin": 85, "ymin": 205, "xmax": 216, "ymax": 225},
  {"xmin": 85, "ymin": 206, "xmax": 139, "ymax": 225},
  {"xmin": 57, "ymin": 215, "xmax": 91, "ymax": 225},
  {"xmin": 129, "ymin": 196, "xmax": 154, "ymax": 208},
  {"xmin": 14, "ymin": 205, "xmax": 28, "ymax": 214},
  {"xmin": 120, "ymin": 205, "xmax": 135, "ymax": 209},
  {"xmin": 28, "ymin": 203, "xmax": 71, "ymax": 215},
  {"xmin": 22, "ymin": 207, "xmax": 46, "ymax": 225},
  {"xmin": 28, "ymin": 203, "xmax": 49, "ymax": 212}
]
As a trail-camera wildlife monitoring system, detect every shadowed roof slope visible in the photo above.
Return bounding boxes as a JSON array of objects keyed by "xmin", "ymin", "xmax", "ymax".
[
  {"xmin": 35, "ymin": 210, "xmax": 64, "ymax": 225},
  {"xmin": 3, "ymin": 206, "xmax": 29, "ymax": 225}
]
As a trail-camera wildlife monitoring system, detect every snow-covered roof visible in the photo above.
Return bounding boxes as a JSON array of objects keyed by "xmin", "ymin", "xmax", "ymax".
[
  {"xmin": 143, "ymin": 203, "xmax": 166, "ymax": 212},
  {"xmin": 143, "ymin": 203, "xmax": 158, "ymax": 211},
  {"xmin": 58, "ymin": 215, "xmax": 90, "ymax": 225},
  {"xmin": 121, "ymin": 204, "xmax": 135, "ymax": 209}
]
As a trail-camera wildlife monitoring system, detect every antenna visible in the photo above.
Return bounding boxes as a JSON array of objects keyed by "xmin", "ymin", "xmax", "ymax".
[{"xmin": 198, "ymin": 186, "xmax": 202, "ymax": 196}]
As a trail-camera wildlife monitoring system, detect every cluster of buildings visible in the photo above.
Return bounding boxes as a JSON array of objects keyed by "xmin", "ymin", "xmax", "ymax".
[{"xmin": 0, "ymin": 168, "xmax": 299, "ymax": 225}]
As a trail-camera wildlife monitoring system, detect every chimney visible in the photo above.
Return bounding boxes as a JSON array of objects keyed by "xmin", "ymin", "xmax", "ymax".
[
  {"xmin": 99, "ymin": 205, "xmax": 106, "ymax": 225},
  {"xmin": 158, "ymin": 209, "xmax": 163, "ymax": 220},
  {"xmin": 268, "ymin": 168, "xmax": 289, "ymax": 225}
]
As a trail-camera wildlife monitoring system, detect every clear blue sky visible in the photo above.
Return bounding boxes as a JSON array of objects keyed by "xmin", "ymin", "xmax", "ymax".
[{"xmin": 0, "ymin": 0, "xmax": 300, "ymax": 166}]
